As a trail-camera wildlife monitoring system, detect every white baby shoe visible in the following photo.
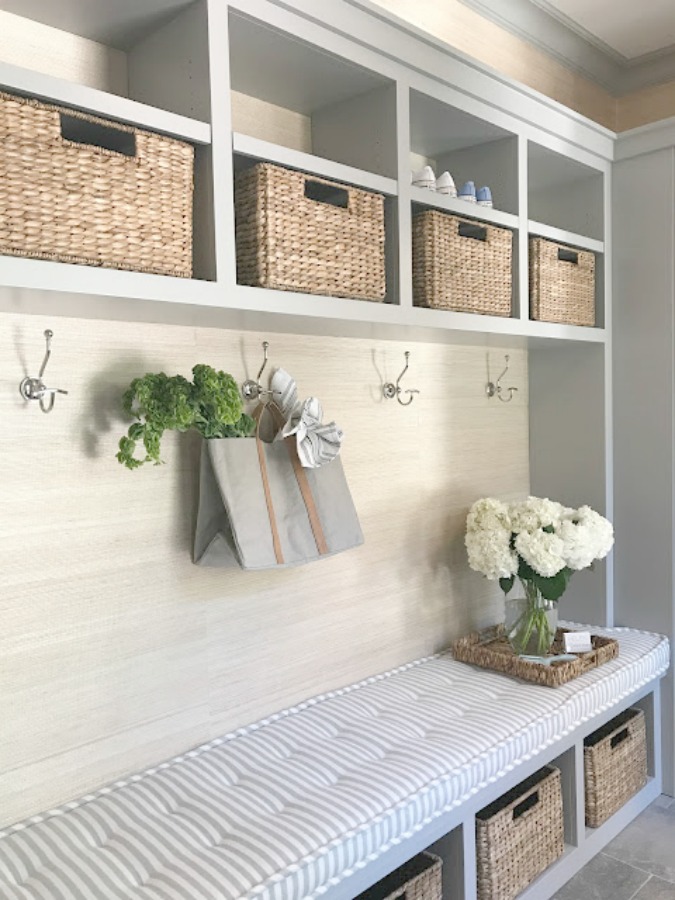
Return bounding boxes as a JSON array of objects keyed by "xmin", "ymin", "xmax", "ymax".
[
  {"xmin": 435, "ymin": 171, "xmax": 457, "ymax": 197},
  {"xmin": 411, "ymin": 165, "xmax": 436, "ymax": 189}
]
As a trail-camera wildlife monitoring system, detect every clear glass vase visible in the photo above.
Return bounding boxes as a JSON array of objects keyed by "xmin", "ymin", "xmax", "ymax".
[{"xmin": 505, "ymin": 580, "xmax": 559, "ymax": 656}]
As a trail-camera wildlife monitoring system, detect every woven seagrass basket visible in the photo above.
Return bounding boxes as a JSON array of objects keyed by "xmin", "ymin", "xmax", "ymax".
[
  {"xmin": 412, "ymin": 209, "xmax": 513, "ymax": 316},
  {"xmin": 584, "ymin": 708, "xmax": 647, "ymax": 828},
  {"xmin": 476, "ymin": 766, "xmax": 564, "ymax": 900},
  {"xmin": 530, "ymin": 236, "xmax": 595, "ymax": 326},
  {"xmin": 0, "ymin": 91, "xmax": 194, "ymax": 277},
  {"xmin": 356, "ymin": 851, "xmax": 442, "ymax": 900},
  {"xmin": 234, "ymin": 162, "xmax": 386, "ymax": 301}
]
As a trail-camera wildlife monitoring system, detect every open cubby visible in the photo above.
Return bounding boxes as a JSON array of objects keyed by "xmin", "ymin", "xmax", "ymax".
[
  {"xmin": 229, "ymin": 10, "xmax": 397, "ymax": 178},
  {"xmin": 528, "ymin": 142, "xmax": 604, "ymax": 241},
  {"xmin": 409, "ymin": 89, "xmax": 519, "ymax": 216}
]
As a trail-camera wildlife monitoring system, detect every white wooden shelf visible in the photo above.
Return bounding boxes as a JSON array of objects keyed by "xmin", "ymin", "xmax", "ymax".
[
  {"xmin": 410, "ymin": 185, "xmax": 519, "ymax": 230},
  {"xmin": 232, "ymin": 133, "xmax": 398, "ymax": 195},
  {"xmin": 0, "ymin": 61, "xmax": 212, "ymax": 144},
  {"xmin": 529, "ymin": 220, "xmax": 604, "ymax": 254}
]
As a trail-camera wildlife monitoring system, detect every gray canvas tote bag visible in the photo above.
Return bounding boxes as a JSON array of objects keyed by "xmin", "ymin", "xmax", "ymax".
[{"xmin": 193, "ymin": 403, "xmax": 363, "ymax": 569}]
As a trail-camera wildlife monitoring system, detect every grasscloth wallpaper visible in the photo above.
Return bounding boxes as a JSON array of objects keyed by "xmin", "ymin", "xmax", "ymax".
[{"xmin": 1, "ymin": 313, "xmax": 529, "ymax": 825}]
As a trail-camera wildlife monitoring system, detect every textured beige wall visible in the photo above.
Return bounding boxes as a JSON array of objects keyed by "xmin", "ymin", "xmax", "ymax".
[
  {"xmin": 1, "ymin": 312, "xmax": 529, "ymax": 825},
  {"xmin": 0, "ymin": 10, "xmax": 127, "ymax": 95},
  {"xmin": 617, "ymin": 81, "xmax": 675, "ymax": 132},
  {"xmin": 370, "ymin": 0, "xmax": 617, "ymax": 129}
]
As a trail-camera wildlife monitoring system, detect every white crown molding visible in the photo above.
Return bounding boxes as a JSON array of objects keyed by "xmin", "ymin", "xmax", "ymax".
[{"xmin": 460, "ymin": 0, "xmax": 675, "ymax": 95}]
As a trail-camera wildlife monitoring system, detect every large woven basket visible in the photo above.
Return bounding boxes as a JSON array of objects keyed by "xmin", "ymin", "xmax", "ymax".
[
  {"xmin": 476, "ymin": 766, "xmax": 564, "ymax": 900},
  {"xmin": 356, "ymin": 852, "xmax": 442, "ymax": 900},
  {"xmin": 412, "ymin": 209, "xmax": 512, "ymax": 316},
  {"xmin": 234, "ymin": 162, "xmax": 386, "ymax": 301},
  {"xmin": 530, "ymin": 236, "xmax": 595, "ymax": 326},
  {"xmin": 0, "ymin": 91, "xmax": 194, "ymax": 277},
  {"xmin": 584, "ymin": 708, "xmax": 647, "ymax": 827}
]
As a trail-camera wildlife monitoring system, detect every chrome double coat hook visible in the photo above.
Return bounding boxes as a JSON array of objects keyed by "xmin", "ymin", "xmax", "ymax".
[
  {"xmin": 19, "ymin": 329, "xmax": 69, "ymax": 413},
  {"xmin": 383, "ymin": 351, "xmax": 420, "ymax": 406},
  {"xmin": 486, "ymin": 354, "xmax": 518, "ymax": 403}
]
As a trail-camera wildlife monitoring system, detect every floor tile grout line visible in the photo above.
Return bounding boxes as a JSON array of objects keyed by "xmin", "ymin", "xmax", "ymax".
[
  {"xmin": 626, "ymin": 873, "xmax": 653, "ymax": 900},
  {"xmin": 600, "ymin": 849, "xmax": 671, "ymax": 880}
]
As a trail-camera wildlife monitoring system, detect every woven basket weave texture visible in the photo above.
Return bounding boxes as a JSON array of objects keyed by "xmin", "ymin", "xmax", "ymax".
[
  {"xmin": 584, "ymin": 708, "xmax": 647, "ymax": 828},
  {"xmin": 476, "ymin": 765, "xmax": 564, "ymax": 900},
  {"xmin": 0, "ymin": 91, "xmax": 194, "ymax": 277},
  {"xmin": 356, "ymin": 851, "xmax": 442, "ymax": 900},
  {"xmin": 529, "ymin": 236, "xmax": 595, "ymax": 326},
  {"xmin": 234, "ymin": 162, "xmax": 386, "ymax": 301},
  {"xmin": 412, "ymin": 209, "xmax": 513, "ymax": 316}
]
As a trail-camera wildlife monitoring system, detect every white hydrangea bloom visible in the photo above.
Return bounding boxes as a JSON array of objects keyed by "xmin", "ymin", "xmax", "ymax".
[
  {"xmin": 559, "ymin": 506, "xmax": 614, "ymax": 569},
  {"xmin": 465, "ymin": 527, "xmax": 518, "ymax": 580},
  {"xmin": 515, "ymin": 529, "xmax": 567, "ymax": 577},
  {"xmin": 509, "ymin": 496, "xmax": 566, "ymax": 533},
  {"xmin": 466, "ymin": 497, "xmax": 511, "ymax": 534}
]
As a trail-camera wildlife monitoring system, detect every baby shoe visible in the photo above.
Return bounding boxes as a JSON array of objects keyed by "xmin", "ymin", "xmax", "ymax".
[
  {"xmin": 458, "ymin": 180, "xmax": 477, "ymax": 203},
  {"xmin": 476, "ymin": 186, "xmax": 493, "ymax": 208},
  {"xmin": 411, "ymin": 165, "xmax": 436, "ymax": 189},
  {"xmin": 435, "ymin": 171, "xmax": 457, "ymax": 197}
]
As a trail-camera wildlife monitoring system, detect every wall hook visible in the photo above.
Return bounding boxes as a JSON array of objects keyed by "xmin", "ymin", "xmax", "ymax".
[
  {"xmin": 242, "ymin": 341, "xmax": 275, "ymax": 401},
  {"xmin": 486, "ymin": 353, "xmax": 518, "ymax": 403},
  {"xmin": 19, "ymin": 329, "xmax": 69, "ymax": 414},
  {"xmin": 383, "ymin": 351, "xmax": 420, "ymax": 406}
]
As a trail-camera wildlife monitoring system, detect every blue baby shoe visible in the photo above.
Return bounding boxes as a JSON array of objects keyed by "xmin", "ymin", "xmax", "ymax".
[
  {"xmin": 458, "ymin": 180, "xmax": 477, "ymax": 203},
  {"xmin": 477, "ymin": 186, "xmax": 493, "ymax": 207}
]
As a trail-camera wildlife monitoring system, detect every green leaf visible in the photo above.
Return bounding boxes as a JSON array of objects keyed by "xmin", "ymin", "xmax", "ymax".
[{"xmin": 499, "ymin": 576, "xmax": 515, "ymax": 595}]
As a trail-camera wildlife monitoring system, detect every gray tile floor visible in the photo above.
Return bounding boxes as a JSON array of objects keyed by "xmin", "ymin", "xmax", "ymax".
[{"xmin": 553, "ymin": 796, "xmax": 675, "ymax": 900}]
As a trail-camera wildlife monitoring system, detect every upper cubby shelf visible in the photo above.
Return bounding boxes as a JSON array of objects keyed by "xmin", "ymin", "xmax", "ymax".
[
  {"xmin": 228, "ymin": 10, "xmax": 397, "ymax": 180},
  {"xmin": 0, "ymin": 61, "xmax": 211, "ymax": 145},
  {"xmin": 0, "ymin": 0, "xmax": 212, "ymax": 124},
  {"xmin": 528, "ymin": 142, "xmax": 604, "ymax": 242},
  {"xmin": 232, "ymin": 133, "xmax": 397, "ymax": 197},
  {"xmin": 409, "ymin": 89, "xmax": 519, "ymax": 217}
]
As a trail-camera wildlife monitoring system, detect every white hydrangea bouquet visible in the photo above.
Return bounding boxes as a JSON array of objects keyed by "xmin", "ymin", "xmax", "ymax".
[{"xmin": 465, "ymin": 496, "xmax": 614, "ymax": 655}]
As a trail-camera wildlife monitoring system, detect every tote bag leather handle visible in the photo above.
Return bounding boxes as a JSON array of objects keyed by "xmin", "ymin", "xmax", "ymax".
[{"xmin": 253, "ymin": 403, "xmax": 328, "ymax": 564}]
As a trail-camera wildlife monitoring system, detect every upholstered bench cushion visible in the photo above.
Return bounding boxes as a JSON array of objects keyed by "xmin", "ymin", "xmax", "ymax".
[{"xmin": 0, "ymin": 626, "xmax": 669, "ymax": 900}]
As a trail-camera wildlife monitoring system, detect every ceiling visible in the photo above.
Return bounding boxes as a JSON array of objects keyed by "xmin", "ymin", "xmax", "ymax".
[
  {"xmin": 461, "ymin": 0, "xmax": 675, "ymax": 94},
  {"xmin": 539, "ymin": 0, "xmax": 675, "ymax": 61}
]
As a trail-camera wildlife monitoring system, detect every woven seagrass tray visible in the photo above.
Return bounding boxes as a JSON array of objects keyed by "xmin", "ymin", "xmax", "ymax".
[{"xmin": 452, "ymin": 626, "xmax": 618, "ymax": 687}]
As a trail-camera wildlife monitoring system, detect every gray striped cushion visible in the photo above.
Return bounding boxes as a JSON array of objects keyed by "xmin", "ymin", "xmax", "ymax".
[{"xmin": 0, "ymin": 625, "xmax": 668, "ymax": 899}]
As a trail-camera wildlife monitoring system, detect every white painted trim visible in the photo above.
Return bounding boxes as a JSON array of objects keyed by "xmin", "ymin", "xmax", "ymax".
[
  {"xmin": 410, "ymin": 186, "xmax": 519, "ymax": 230},
  {"xmin": 528, "ymin": 220, "xmax": 605, "ymax": 254},
  {"xmin": 615, "ymin": 115, "xmax": 675, "ymax": 160},
  {"xmin": 233, "ymin": 133, "xmax": 398, "ymax": 195},
  {"xmin": 0, "ymin": 59, "xmax": 211, "ymax": 143}
]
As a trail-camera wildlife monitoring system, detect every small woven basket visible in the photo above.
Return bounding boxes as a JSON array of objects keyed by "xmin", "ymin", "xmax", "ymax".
[
  {"xmin": 234, "ymin": 162, "xmax": 386, "ymax": 301},
  {"xmin": 476, "ymin": 766, "xmax": 564, "ymax": 900},
  {"xmin": 412, "ymin": 209, "xmax": 513, "ymax": 316},
  {"xmin": 355, "ymin": 851, "xmax": 442, "ymax": 900},
  {"xmin": 529, "ymin": 236, "xmax": 595, "ymax": 326},
  {"xmin": 0, "ymin": 90, "xmax": 194, "ymax": 277},
  {"xmin": 584, "ymin": 708, "xmax": 647, "ymax": 828}
]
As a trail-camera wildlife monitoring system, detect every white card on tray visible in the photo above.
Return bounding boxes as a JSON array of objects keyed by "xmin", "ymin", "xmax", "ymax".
[{"xmin": 563, "ymin": 631, "xmax": 593, "ymax": 653}]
